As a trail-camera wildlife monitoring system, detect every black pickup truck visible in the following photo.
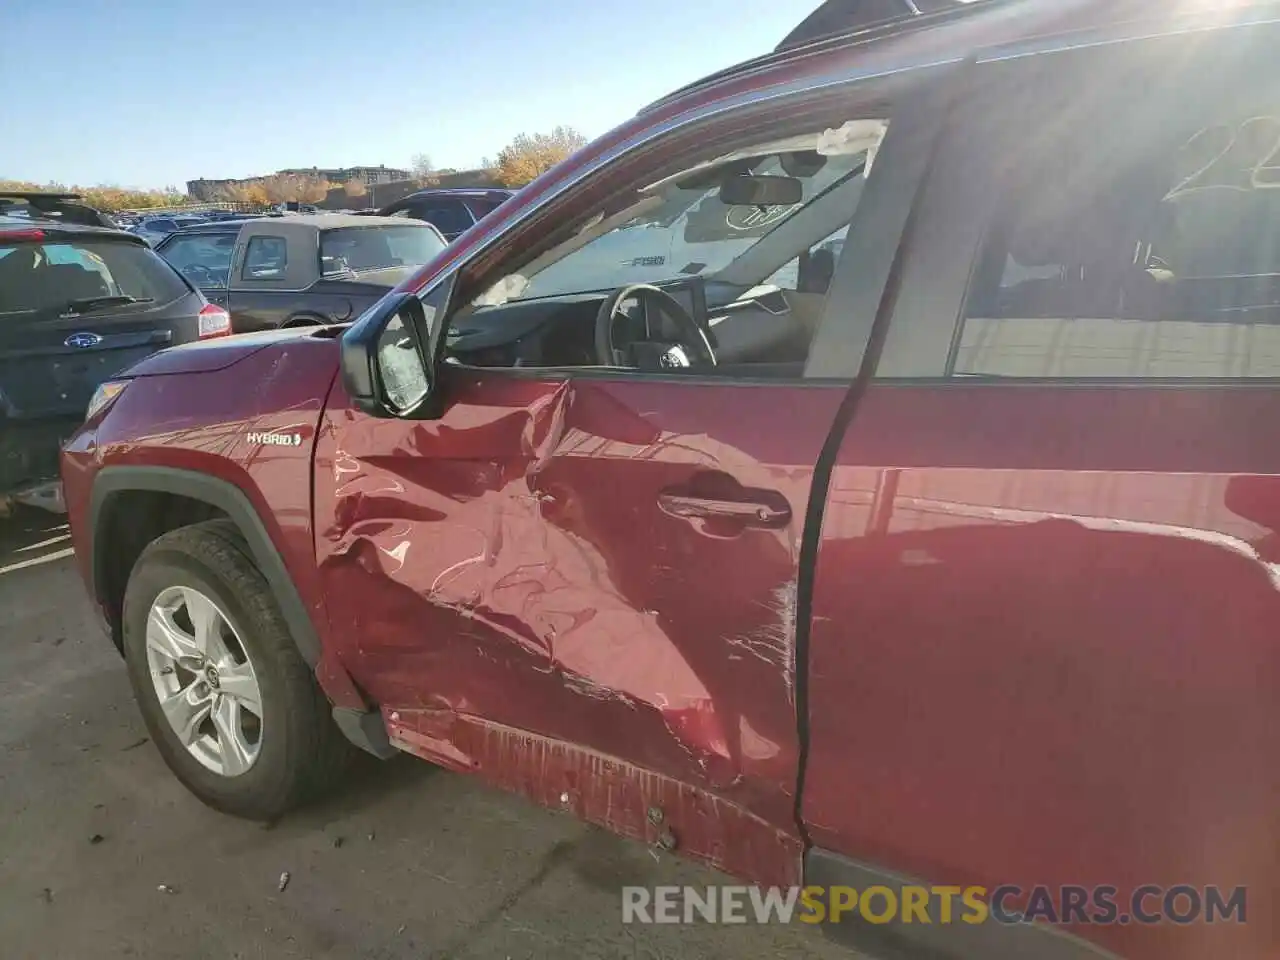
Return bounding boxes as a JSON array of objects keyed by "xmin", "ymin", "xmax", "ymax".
[{"xmin": 155, "ymin": 214, "xmax": 447, "ymax": 333}]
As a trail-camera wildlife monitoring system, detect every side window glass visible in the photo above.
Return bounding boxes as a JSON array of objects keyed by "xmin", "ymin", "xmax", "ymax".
[
  {"xmin": 420, "ymin": 202, "xmax": 474, "ymax": 235},
  {"xmin": 446, "ymin": 116, "xmax": 890, "ymax": 376},
  {"xmin": 956, "ymin": 44, "xmax": 1280, "ymax": 379},
  {"xmin": 464, "ymin": 197, "xmax": 506, "ymax": 220},
  {"xmin": 486, "ymin": 119, "xmax": 887, "ymax": 306},
  {"xmin": 243, "ymin": 236, "xmax": 288, "ymax": 280},
  {"xmin": 158, "ymin": 234, "xmax": 235, "ymax": 288}
]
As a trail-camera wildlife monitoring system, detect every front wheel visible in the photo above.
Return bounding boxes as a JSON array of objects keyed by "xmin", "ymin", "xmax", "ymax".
[{"xmin": 121, "ymin": 520, "xmax": 354, "ymax": 819}]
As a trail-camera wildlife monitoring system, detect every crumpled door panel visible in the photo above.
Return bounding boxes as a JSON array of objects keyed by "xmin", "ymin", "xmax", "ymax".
[{"xmin": 315, "ymin": 370, "xmax": 848, "ymax": 884}]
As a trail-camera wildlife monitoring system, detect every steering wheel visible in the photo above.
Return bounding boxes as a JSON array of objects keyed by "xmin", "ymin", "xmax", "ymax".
[{"xmin": 594, "ymin": 284, "xmax": 716, "ymax": 370}]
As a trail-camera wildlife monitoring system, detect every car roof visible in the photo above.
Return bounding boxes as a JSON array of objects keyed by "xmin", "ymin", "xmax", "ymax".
[
  {"xmin": 776, "ymin": 0, "xmax": 985, "ymax": 52},
  {"xmin": 298, "ymin": 213, "xmax": 431, "ymax": 229},
  {"xmin": 170, "ymin": 217, "xmax": 261, "ymax": 234},
  {"xmin": 400, "ymin": 188, "xmax": 515, "ymax": 201},
  {"xmin": 168, "ymin": 212, "xmax": 446, "ymax": 241},
  {"xmin": 642, "ymin": 0, "xmax": 1280, "ymax": 116}
]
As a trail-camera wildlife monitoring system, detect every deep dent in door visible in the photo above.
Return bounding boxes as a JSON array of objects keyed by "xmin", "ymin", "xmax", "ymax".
[{"xmin": 313, "ymin": 374, "xmax": 835, "ymax": 886}]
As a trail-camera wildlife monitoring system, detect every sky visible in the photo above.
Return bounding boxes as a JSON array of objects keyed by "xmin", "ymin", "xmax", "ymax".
[{"xmin": 0, "ymin": 0, "xmax": 815, "ymax": 190}]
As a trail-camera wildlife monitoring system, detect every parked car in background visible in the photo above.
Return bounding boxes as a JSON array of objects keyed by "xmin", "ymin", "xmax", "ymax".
[
  {"xmin": 0, "ymin": 193, "xmax": 228, "ymax": 512},
  {"xmin": 154, "ymin": 214, "xmax": 446, "ymax": 332},
  {"xmin": 202, "ymin": 210, "xmax": 251, "ymax": 222},
  {"xmin": 58, "ymin": 3, "xmax": 1280, "ymax": 959},
  {"xmin": 131, "ymin": 214, "xmax": 206, "ymax": 246},
  {"xmin": 375, "ymin": 187, "xmax": 514, "ymax": 241},
  {"xmin": 0, "ymin": 191, "xmax": 120, "ymax": 229}
]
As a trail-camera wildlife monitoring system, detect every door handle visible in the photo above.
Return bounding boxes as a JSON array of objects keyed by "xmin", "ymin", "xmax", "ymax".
[{"xmin": 657, "ymin": 492, "xmax": 790, "ymax": 526}]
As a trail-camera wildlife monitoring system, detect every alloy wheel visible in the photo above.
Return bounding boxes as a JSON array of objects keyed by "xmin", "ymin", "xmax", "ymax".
[{"xmin": 145, "ymin": 585, "xmax": 263, "ymax": 776}]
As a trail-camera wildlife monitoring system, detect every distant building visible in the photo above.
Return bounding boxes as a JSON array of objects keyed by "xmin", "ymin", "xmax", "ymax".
[
  {"xmin": 187, "ymin": 165, "xmax": 413, "ymax": 200},
  {"xmin": 186, "ymin": 178, "xmax": 241, "ymax": 201},
  {"xmin": 276, "ymin": 165, "xmax": 412, "ymax": 186}
]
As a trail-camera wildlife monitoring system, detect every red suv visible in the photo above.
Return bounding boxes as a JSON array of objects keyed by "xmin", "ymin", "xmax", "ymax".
[{"xmin": 62, "ymin": 3, "xmax": 1280, "ymax": 958}]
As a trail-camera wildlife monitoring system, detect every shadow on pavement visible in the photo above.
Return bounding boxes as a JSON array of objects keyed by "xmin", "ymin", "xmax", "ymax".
[
  {"xmin": 0, "ymin": 506, "xmax": 73, "ymax": 573},
  {"xmin": 279, "ymin": 752, "xmax": 440, "ymax": 831}
]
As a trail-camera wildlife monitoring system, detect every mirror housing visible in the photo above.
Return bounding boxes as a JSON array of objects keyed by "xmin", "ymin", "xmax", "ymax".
[
  {"xmin": 340, "ymin": 291, "xmax": 433, "ymax": 417},
  {"xmin": 719, "ymin": 174, "xmax": 803, "ymax": 207}
]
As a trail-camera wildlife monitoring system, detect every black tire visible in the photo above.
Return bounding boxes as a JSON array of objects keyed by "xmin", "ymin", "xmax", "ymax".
[{"xmin": 121, "ymin": 519, "xmax": 355, "ymax": 819}]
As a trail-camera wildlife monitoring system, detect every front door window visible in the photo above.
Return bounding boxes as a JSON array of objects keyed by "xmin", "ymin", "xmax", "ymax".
[
  {"xmin": 157, "ymin": 233, "xmax": 236, "ymax": 288},
  {"xmin": 443, "ymin": 118, "xmax": 888, "ymax": 375}
]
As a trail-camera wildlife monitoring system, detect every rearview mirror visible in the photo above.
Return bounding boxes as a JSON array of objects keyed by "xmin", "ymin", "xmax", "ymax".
[
  {"xmin": 719, "ymin": 174, "xmax": 803, "ymax": 207},
  {"xmin": 341, "ymin": 291, "xmax": 434, "ymax": 416}
]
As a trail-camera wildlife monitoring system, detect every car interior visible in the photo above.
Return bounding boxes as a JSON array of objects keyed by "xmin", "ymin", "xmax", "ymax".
[
  {"xmin": 440, "ymin": 120, "xmax": 888, "ymax": 379},
  {"xmin": 0, "ymin": 244, "xmax": 121, "ymax": 313}
]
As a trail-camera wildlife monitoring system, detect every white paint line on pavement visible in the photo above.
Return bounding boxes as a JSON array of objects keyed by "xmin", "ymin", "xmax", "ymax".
[
  {"xmin": 15, "ymin": 533, "xmax": 72, "ymax": 554},
  {"xmin": 0, "ymin": 547, "xmax": 76, "ymax": 576}
]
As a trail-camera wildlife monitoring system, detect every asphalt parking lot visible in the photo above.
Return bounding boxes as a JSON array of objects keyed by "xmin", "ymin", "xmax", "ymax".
[{"xmin": 0, "ymin": 508, "xmax": 853, "ymax": 960}]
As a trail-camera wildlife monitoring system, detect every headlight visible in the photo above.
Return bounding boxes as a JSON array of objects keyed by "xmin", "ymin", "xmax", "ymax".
[{"xmin": 86, "ymin": 380, "xmax": 130, "ymax": 421}]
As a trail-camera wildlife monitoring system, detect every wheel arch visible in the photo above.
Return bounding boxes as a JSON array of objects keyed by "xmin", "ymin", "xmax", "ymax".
[{"xmin": 89, "ymin": 466, "xmax": 321, "ymax": 666}]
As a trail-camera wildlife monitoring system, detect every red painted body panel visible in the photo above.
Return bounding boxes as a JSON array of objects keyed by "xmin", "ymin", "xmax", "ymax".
[
  {"xmin": 313, "ymin": 368, "xmax": 848, "ymax": 885},
  {"xmin": 61, "ymin": 337, "xmax": 356, "ymax": 704},
  {"xmin": 121, "ymin": 329, "xmax": 306, "ymax": 377},
  {"xmin": 805, "ymin": 384, "xmax": 1280, "ymax": 960},
  {"xmin": 389, "ymin": 713, "xmax": 802, "ymax": 887}
]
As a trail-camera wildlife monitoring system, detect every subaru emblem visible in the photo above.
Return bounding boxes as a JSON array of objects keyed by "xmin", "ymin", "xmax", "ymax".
[{"xmin": 65, "ymin": 332, "xmax": 103, "ymax": 349}]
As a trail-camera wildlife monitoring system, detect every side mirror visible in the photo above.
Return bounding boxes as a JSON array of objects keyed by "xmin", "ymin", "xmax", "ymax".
[
  {"xmin": 718, "ymin": 174, "xmax": 803, "ymax": 207},
  {"xmin": 341, "ymin": 289, "xmax": 441, "ymax": 417}
]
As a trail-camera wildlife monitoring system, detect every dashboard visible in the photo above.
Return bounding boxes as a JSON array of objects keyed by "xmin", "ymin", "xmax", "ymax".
[{"xmin": 446, "ymin": 278, "xmax": 814, "ymax": 370}]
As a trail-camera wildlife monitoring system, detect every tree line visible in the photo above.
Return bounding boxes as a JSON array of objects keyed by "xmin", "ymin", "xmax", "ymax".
[
  {"xmin": 412, "ymin": 127, "xmax": 588, "ymax": 188},
  {"xmin": 0, "ymin": 180, "xmax": 187, "ymax": 212},
  {"xmin": 2, "ymin": 125, "xmax": 593, "ymax": 213}
]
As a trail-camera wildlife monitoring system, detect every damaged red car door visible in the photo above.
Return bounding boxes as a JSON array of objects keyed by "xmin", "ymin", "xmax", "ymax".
[
  {"xmin": 314, "ymin": 59, "xmax": 932, "ymax": 883},
  {"xmin": 316, "ymin": 360, "xmax": 847, "ymax": 883}
]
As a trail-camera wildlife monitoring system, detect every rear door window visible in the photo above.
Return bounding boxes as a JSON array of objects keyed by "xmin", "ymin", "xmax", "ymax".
[
  {"xmin": 243, "ymin": 236, "xmax": 288, "ymax": 280},
  {"xmin": 320, "ymin": 225, "xmax": 446, "ymax": 275},
  {"xmin": 0, "ymin": 238, "xmax": 188, "ymax": 316},
  {"xmin": 955, "ymin": 33, "xmax": 1280, "ymax": 379}
]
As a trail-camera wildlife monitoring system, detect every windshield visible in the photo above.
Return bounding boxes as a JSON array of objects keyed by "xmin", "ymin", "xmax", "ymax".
[
  {"xmin": 320, "ymin": 225, "xmax": 445, "ymax": 276},
  {"xmin": 0, "ymin": 239, "xmax": 187, "ymax": 316},
  {"xmin": 506, "ymin": 128, "xmax": 883, "ymax": 303}
]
